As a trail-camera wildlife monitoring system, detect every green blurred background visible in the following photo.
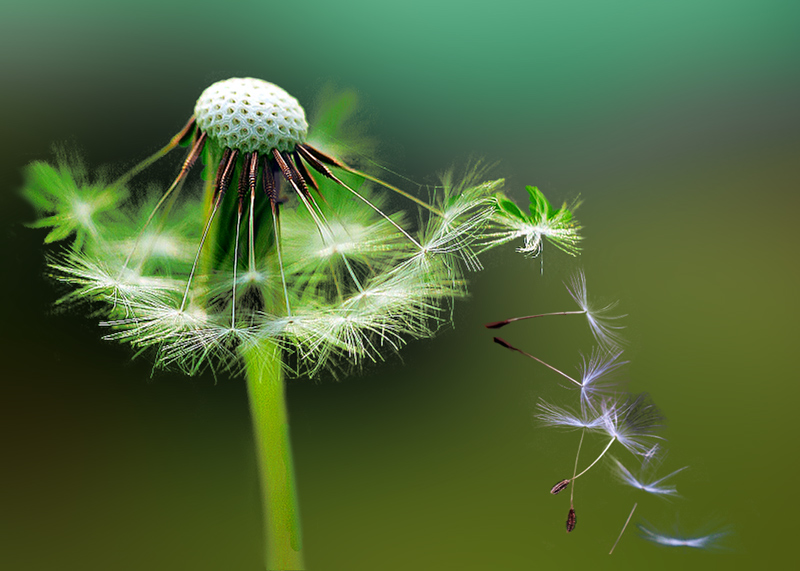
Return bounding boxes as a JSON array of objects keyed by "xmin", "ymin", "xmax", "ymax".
[{"xmin": 1, "ymin": 0, "xmax": 797, "ymax": 569}]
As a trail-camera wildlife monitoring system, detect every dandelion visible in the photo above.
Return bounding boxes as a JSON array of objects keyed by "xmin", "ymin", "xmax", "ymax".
[
  {"xmin": 28, "ymin": 78, "xmax": 500, "ymax": 371},
  {"xmin": 24, "ymin": 77, "xmax": 503, "ymax": 570},
  {"xmin": 637, "ymin": 522, "xmax": 731, "ymax": 550}
]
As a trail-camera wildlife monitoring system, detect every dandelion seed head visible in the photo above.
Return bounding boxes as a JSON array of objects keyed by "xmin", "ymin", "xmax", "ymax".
[
  {"xmin": 27, "ymin": 85, "xmax": 503, "ymax": 378},
  {"xmin": 194, "ymin": 77, "xmax": 308, "ymax": 153},
  {"xmin": 70, "ymin": 179, "xmax": 484, "ymax": 377}
]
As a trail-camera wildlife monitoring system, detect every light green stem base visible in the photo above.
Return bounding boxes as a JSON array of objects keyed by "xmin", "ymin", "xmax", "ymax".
[{"xmin": 242, "ymin": 339, "xmax": 305, "ymax": 570}]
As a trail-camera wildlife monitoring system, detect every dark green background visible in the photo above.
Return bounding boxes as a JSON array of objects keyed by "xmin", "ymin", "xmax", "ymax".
[{"xmin": 1, "ymin": 1, "xmax": 797, "ymax": 569}]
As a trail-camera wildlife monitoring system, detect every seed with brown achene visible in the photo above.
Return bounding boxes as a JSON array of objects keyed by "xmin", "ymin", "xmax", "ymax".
[
  {"xmin": 550, "ymin": 479, "xmax": 571, "ymax": 495},
  {"xmin": 566, "ymin": 508, "xmax": 577, "ymax": 532}
]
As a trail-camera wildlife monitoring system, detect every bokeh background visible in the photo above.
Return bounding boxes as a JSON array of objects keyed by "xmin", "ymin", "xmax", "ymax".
[{"xmin": 1, "ymin": 1, "xmax": 798, "ymax": 569}]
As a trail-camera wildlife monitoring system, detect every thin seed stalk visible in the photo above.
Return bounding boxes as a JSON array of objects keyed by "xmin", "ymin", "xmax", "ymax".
[
  {"xmin": 572, "ymin": 437, "xmax": 616, "ymax": 481},
  {"xmin": 199, "ymin": 142, "xmax": 224, "ymax": 284},
  {"xmin": 242, "ymin": 338, "xmax": 305, "ymax": 570}
]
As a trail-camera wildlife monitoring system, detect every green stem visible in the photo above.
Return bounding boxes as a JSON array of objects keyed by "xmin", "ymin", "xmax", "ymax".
[{"xmin": 242, "ymin": 339, "xmax": 305, "ymax": 570}]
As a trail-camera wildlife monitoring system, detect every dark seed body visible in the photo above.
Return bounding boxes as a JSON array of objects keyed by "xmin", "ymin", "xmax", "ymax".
[
  {"xmin": 566, "ymin": 508, "xmax": 576, "ymax": 532},
  {"xmin": 550, "ymin": 479, "xmax": 570, "ymax": 495}
]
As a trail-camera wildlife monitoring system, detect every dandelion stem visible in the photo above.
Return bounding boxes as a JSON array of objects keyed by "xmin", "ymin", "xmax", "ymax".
[
  {"xmin": 242, "ymin": 339, "xmax": 304, "ymax": 570},
  {"xmin": 572, "ymin": 437, "xmax": 616, "ymax": 481},
  {"xmin": 609, "ymin": 503, "xmax": 637, "ymax": 555}
]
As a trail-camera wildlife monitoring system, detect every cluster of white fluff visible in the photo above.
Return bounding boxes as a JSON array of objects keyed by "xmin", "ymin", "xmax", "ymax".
[
  {"xmin": 24, "ymin": 77, "xmax": 507, "ymax": 377},
  {"xmin": 37, "ymin": 167, "xmax": 498, "ymax": 377}
]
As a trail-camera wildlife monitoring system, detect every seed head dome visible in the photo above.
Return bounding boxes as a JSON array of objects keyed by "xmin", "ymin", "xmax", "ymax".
[{"xmin": 194, "ymin": 78, "xmax": 308, "ymax": 154}]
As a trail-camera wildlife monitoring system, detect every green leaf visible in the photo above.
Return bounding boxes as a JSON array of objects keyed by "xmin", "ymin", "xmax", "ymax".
[
  {"xmin": 498, "ymin": 198, "xmax": 526, "ymax": 221},
  {"xmin": 526, "ymin": 185, "xmax": 554, "ymax": 219},
  {"xmin": 44, "ymin": 224, "xmax": 73, "ymax": 244}
]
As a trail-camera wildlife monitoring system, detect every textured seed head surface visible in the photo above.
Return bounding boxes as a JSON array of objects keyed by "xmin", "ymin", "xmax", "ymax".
[{"xmin": 194, "ymin": 78, "xmax": 308, "ymax": 153}]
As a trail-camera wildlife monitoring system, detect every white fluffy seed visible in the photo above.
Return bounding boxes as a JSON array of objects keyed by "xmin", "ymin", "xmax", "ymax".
[{"xmin": 194, "ymin": 77, "xmax": 308, "ymax": 154}]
